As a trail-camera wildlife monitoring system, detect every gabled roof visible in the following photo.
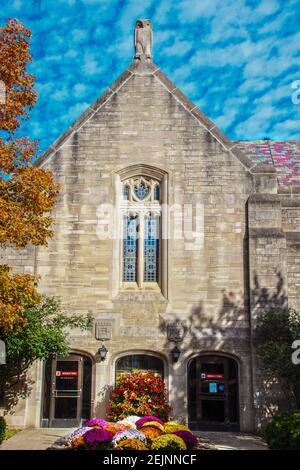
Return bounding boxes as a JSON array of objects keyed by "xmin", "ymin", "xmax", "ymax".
[
  {"xmin": 236, "ymin": 140, "xmax": 300, "ymax": 186},
  {"xmin": 36, "ymin": 60, "xmax": 274, "ymax": 178}
]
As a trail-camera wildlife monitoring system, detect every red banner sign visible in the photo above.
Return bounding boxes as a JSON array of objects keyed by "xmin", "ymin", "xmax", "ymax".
[
  {"xmin": 56, "ymin": 371, "xmax": 78, "ymax": 377},
  {"xmin": 201, "ymin": 373, "xmax": 224, "ymax": 380}
]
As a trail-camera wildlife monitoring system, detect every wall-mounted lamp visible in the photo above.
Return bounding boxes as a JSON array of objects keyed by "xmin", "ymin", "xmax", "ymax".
[
  {"xmin": 98, "ymin": 344, "xmax": 108, "ymax": 362},
  {"xmin": 171, "ymin": 345, "xmax": 181, "ymax": 363}
]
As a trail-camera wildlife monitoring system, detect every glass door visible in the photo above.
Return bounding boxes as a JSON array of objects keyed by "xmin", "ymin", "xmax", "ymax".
[
  {"xmin": 49, "ymin": 355, "xmax": 83, "ymax": 427},
  {"xmin": 188, "ymin": 355, "xmax": 239, "ymax": 431},
  {"xmin": 197, "ymin": 357, "xmax": 227, "ymax": 426}
]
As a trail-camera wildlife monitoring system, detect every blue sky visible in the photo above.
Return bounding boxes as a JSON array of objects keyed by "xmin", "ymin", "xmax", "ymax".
[{"xmin": 1, "ymin": 0, "xmax": 300, "ymax": 152}]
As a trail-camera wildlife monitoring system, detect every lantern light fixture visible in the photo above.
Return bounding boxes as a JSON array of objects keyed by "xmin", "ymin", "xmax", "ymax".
[
  {"xmin": 171, "ymin": 344, "xmax": 181, "ymax": 363},
  {"xmin": 98, "ymin": 344, "xmax": 108, "ymax": 362}
]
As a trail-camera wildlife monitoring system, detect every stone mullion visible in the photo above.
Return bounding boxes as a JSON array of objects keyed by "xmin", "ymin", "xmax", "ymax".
[{"xmin": 138, "ymin": 213, "xmax": 145, "ymax": 288}]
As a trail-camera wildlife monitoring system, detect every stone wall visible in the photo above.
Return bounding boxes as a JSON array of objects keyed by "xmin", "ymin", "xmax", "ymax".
[{"xmin": 280, "ymin": 188, "xmax": 300, "ymax": 311}]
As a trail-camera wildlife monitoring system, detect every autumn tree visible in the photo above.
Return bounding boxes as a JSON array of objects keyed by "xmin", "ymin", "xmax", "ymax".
[{"xmin": 0, "ymin": 18, "xmax": 59, "ymax": 331}]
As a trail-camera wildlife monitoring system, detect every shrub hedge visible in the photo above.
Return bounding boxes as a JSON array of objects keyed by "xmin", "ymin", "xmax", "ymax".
[
  {"xmin": 266, "ymin": 411, "xmax": 300, "ymax": 450},
  {"xmin": 0, "ymin": 416, "xmax": 7, "ymax": 444}
]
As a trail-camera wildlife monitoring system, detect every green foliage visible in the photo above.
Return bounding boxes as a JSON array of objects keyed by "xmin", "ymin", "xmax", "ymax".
[
  {"xmin": 256, "ymin": 308, "xmax": 300, "ymax": 406},
  {"xmin": 0, "ymin": 296, "xmax": 92, "ymax": 404},
  {"xmin": 4, "ymin": 428, "xmax": 18, "ymax": 441},
  {"xmin": 0, "ymin": 416, "xmax": 7, "ymax": 444},
  {"xmin": 266, "ymin": 411, "xmax": 300, "ymax": 450}
]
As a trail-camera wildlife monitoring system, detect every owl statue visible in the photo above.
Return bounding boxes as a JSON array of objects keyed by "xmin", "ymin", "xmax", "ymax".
[{"xmin": 134, "ymin": 19, "xmax": 153, "ymax": 60}]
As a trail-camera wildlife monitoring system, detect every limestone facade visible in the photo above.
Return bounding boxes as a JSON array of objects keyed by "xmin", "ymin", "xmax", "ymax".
[{"xmin": 1, "ymin": 21, "xmax": 299, "ymax": 432}]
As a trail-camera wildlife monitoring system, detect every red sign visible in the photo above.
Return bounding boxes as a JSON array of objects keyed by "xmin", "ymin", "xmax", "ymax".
[
  {"xmin": 201, "ymin": 373, "xmax": 224, "ymax": 380},
  {"xmin": 56, "ymin": 371, "xmax": 78, "ymax": 377}
]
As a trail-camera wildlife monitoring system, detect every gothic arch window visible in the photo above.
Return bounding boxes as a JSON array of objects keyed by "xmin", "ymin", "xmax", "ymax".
[
  {"xmin": 115, "ymin": 354, "xmax": 164, "ymax": 379},
  {"xmin": 121, "ymin": 176, "xmax": 161, "ymax": 287},
  {"xmin": 116, "ymin": 165, "xmax": 168, "ymax": 296}
]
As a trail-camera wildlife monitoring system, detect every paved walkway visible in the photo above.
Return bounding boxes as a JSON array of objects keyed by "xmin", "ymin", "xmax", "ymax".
[
  {"xmin": 197, "ymin": 431, "xmax": 268, "ymax": 450},
  {"xmin": 0, "ymin": 428, "xmax": 268, "ymax": 450},
  {"xmin": 0, "ymin": 428, "xmax": 73, "ymax": 450}
]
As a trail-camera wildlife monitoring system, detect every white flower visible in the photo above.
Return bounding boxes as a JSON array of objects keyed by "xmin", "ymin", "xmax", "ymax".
[
  {"xmin": 66, "ymin": 426, "xmax": 93, "ymax": 445},
  {"xmin": 117, "ymin": 415, "xmax": 141, "ymax": 427},
  {"xmin": 112, "ymin": 429, "xmax": 147, "ymax": 447}
]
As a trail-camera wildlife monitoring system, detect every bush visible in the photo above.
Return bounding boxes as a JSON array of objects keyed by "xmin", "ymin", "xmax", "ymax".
[
  {"xmin": 106, "ymin": 369, "xmax": 171, "ymax": 422},
  {"xmin": 0, "ymin": 416, "xmax": 7, "ymax": 444},
  {"xmin": 266, "ymin": 411, "xmax": 300, "ymax": 450}
]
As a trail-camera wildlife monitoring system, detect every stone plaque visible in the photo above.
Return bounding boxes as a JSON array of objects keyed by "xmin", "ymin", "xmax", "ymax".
[
  {"xmin": 95, "ymin": 320, "xmax": 113, "ymax": 340},
  {"xmin": 167, "ymin": 321, "xmax": 186, "ymax": 342}
]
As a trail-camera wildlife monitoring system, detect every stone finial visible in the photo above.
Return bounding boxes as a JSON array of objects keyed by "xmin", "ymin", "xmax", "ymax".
[{"xmin": 134, "ymin": 19, "xmax": 153, "ymax": 62}]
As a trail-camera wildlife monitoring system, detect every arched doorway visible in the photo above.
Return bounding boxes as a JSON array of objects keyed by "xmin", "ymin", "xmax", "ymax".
[
  {"xmin": 188, "ymin": 355, "xmax": 239, "ymax": 431},
  {"xmin": 41, "ymin": 353, "xmax": 92, "ymax": 428},
  {"xmin": 115, "ymin": 353, "xmax": 164, "ymax": 380}
]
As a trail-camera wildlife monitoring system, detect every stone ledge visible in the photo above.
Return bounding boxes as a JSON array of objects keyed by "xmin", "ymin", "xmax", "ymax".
[
  {"xmin": 249, "ymin": 228, "xmax": 286, "ymax": 238},
  {"xmin": 113, "ymin": 291, "xmax": 168, "ymax": 303},
  {"xmin": 248, "ymin": 194, "xmax": 280, "ymax": 203},
  {"xmin": 286, "ymin": 232, "xmax": 300, "ymax": 242},
  {"xmin": 250, "ymin": 163, "xmax": 277, "ymax": 174},
  {"xmin": 280, "ymin": 198, "xmax": 300, "ymax": 207}
]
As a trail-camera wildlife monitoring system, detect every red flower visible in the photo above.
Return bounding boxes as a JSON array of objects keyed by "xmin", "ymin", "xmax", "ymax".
[{"xmin": 106, "ymin": 370, "xmax": 171, "ymax": 422}]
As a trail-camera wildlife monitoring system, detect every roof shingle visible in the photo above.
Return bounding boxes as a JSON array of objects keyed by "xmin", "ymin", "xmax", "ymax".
[{"xmin": 236, "ymin": 140, "xmax": 300, "ymax": 186}]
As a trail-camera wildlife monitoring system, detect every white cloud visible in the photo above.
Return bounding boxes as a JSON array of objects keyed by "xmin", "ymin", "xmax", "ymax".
[
  {"xmin": 238, "ymin": 78, "xmax": 271, "ymax": 94},
  {"xmin": 65, "ymin": 49, "xmax": 78, "ymax": 59},
  {"xmin": 177, "ymin": 0, "xmax": 223, "ymax": 21},
  {"xmin": 235, "ymin": 104, "xmax": 281, "ymax": 136},
  {"xmin": 73, "ymin": 83, "xmax": 87, "ymax": 97},
  {"xmin": 153, "ymin": 0, "xmax": 173, "ymax": 25},
  {"xmin": 51, "ymin": 87, "xmax": 69, "ymax": 101},
  {"xmin": 12, "ymin": 0, "xmax": 23, "ymax": 10},
  {"xmin": 161, "ymin": 40, "xmax": 192, "ymax": 57},
  {"xmin": 71, "ymin": 28, "xmax": 88, "ymax": 43},
  {"xmin": 82, "ymin": 52, "xmax": 103, "ymax": 75},
  {"xmin": 256, "ymin": 0, "xmax": 279, "ymax": 16},
  {"xmin": 64, "ymin": 102, "xmax": 91, "ymax": 122}
]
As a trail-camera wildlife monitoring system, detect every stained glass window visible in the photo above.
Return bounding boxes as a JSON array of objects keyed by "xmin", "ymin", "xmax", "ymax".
[
  {"xmin": 134, "ymin": 181, "xmax": 149, "ymax": 200},
  {"xmin": 144, "ymin": 216, "xmax": 159, "ymax": 282},
  {"xmin": 123, "ymin": 185, "xmax": 129, "ymax": 200},
  {"xmin": 121, "ymin": 176, "xmax": 161, "ymax": 286},
  {"xmin": 123, "ymin": 216, "xmax": 138, "ymax": 282}
]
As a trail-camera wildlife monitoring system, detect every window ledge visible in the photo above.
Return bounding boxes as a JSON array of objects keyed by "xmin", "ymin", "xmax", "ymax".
[
  {"xmin": 120, "ymin": 282, "xmax": 161, "ymax": 291},
  {"xmin": 113, "ymin": 287, "xmax": 168, "ymax": 303}
]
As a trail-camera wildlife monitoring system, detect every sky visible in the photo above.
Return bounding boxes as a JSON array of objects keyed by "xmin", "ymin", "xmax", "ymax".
[{"xmin": 1, "ymin": 0, "xmax": 300, "ymax": 153}]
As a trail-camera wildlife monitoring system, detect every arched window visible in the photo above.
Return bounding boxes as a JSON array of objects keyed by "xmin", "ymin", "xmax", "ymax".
[
  {"xmin": 121, "ymin": 176, "xmax": 161, "ymax": 287},
  {"xmin": 115, "ymin": 354, "xmax": 164, "ymax": 379}
]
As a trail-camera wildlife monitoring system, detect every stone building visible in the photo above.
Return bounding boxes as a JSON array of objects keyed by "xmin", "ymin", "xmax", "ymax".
[{"xmin": 1, "ymin": 20, "xmax": 300, "ymax": 432}]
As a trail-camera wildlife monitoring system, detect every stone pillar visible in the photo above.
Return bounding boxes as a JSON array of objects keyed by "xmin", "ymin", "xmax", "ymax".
[
  {"xmin": 93, "ymin": 358, "xmax": 113, "ymax": 419},
  {"xmin": 168, "ymin": 356, "xmax": 187, "ymax": 424},
  {"xmin": 247, "ymin": 186, "xmax": 288, "ymax": 431}
]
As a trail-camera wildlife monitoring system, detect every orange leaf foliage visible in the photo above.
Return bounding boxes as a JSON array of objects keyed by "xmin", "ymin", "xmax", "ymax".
[
  {"xmin": 0, "ymin": 265, "xmax": 40, "ymax": 330},
  {"xmin": 0, "ymin": 19, "xmax": 59, "ymax": 331},
  {"xmin": 0, "ymin": 18, "xmax": 37, "ymax": 132}
]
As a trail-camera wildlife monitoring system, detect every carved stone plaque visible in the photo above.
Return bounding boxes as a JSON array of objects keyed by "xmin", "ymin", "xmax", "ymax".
[
  {"xmin": 167, "ymin": 321, "xmax": 186, "ymax": 342},
  {"xmin": 95, "ymin": 320, "xmax": 113, "ymax": 340}
]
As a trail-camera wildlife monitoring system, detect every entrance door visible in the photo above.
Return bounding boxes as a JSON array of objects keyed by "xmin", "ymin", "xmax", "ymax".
[
  {"xmin": 188, "ymin": 355, "xmax": 239, "ymax": 431},
  {"xmin": 49, "ymin": 355, "xmax": 83, "ymax": 427}
]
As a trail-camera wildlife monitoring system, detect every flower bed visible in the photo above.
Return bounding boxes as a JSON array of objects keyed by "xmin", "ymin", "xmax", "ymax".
[{"xmin": 64, "ymin": 415, "xmax": 200, "ymax": 450}]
